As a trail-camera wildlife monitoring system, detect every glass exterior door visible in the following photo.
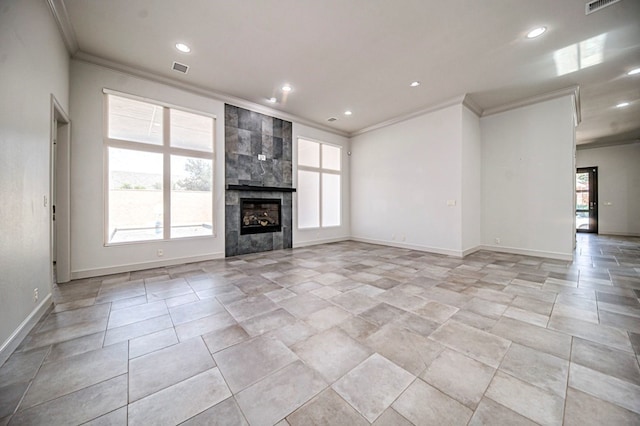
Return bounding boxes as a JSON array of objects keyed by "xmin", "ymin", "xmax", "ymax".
[{"xmin": 576, "ymin": 167, "xmax": 598, "ymax": 233}]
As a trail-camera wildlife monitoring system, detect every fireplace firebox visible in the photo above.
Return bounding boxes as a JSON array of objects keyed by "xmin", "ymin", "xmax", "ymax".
[{"xmin": 240, "ymin": 198, "xmax": 282, "ymax": 235}]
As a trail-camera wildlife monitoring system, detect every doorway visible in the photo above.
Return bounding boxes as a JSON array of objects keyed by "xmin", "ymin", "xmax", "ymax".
[
  {"xmin": 51, "ymin": 96, "xmax": 71, "ymax": 284},
  {"xmin": 576, "ymin": 167, "xmax": 598, "ymax": 233}
]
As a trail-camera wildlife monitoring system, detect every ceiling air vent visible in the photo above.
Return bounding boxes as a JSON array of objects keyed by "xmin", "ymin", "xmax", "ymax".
[
  {"xmin": 585, "ymin": 0, "xmax": 621, "ymax": 15},
  {"xmin": 327, "ymin": 117, "xmax": 338, "ymax": 122},
  {"xmin": 171, "ymin": 61, "xmax": 189, "ymax": 74}
]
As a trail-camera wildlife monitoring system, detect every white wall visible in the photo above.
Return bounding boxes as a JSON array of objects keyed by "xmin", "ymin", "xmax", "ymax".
[
  {"xmin": 350, "ymin": 104, "xmax": 465, "ymax": 256},
  {"xmin": 0, "ymin": 0, "xmax": 69, "ymax": 361},
  {"xmin": 292, "ymin": 124, "xmax": 351, "ymax": 247},
  {"xmin": 70, "ymin": 60, "xmax": 226, "ymax": 278},
  {"xmin": 577, "ymin": 143, "xmax": 640, "ymax": 236},
  {"xmin": 481, "ymin": 96, "xmax": 576, "ymax": 259},
  {"xmin": 461, "ymin": 106, "xmax": 482, "ymax": 253}
]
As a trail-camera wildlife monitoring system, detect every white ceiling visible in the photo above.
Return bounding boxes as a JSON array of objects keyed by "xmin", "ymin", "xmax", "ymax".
[{"xmin": 59, "ymin": 0, "xmax": 640, "ymax": 144}]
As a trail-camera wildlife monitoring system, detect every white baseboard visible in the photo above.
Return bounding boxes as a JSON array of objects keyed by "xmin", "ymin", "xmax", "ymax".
[
  {"xmin": 598, "ymin": 231, "xmax": 640, "ymax": 237},
  {"xmin": 479, "ymin": 244, "xmax": 573, "ymax": 261},
  {"xmin": 71, "ymin": 252, "xmax": 226, "ymax": 280},
  {"xmin": 350, "ymin": 237, "xmax": 465, "ymax": 258},
  {"xmin": 293, "ymin": 236, "xmax": 350, "ymax": 248},
  {"xmin": 462, "ymin": 246, "xmax": 482, "ymax": 257},
  {"xmin": 0, "ymin": 294, "xmax": 52, "ymax": 367}
]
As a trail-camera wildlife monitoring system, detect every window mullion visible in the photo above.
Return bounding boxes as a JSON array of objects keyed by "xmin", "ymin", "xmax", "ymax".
[
  {"xmin": 106, "ymin": 138, "xmax": 165, "ymax": 154},
  {"xmin": 168, "ymin": 147, "xmax": 214, "ymax": 159},
  {"xmin": 163, "ymin": 107, "xmax": 171, "ymax": 239}
]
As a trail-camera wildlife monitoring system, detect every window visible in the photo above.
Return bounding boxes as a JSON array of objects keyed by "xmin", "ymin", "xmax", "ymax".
[
  {"xmin": 297, "ymin": 138, "xmax": 341, "ymax": 228},
  {"xmin": 105, "ymin": 92, "xmax": 215, "ymax": 243}
]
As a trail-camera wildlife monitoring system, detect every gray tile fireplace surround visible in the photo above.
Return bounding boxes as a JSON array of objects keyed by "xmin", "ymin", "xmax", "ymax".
[{"xmin": 225, "ymin": 104, "xmax": 293, "ymax": 257}]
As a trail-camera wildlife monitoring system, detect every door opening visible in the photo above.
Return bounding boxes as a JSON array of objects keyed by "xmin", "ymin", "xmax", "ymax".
[
  {"xmin": 51, "ymin": 96, "xmax": 71, "ymax": 284},
  {"xmin": 576, "ymin": 167, "xmax": 598, "ymax": 233}
]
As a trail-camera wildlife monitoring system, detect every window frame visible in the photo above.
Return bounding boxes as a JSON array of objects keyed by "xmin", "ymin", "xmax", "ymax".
[
  {"xmin": 103, "ymin": 89, "xmax": 217, "ymax": 245},
  {"xmin": 296, "ymin": 137, "xmax": 342, "ymax": 230}
]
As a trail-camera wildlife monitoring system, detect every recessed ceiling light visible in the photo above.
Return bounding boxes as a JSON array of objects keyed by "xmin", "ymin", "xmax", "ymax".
[
  {"xmin": 616, "ymin": 102, "xmax": 630, "ymax": 108},
  {"xmin": 628, "ymin": 68, "xmax": 640, "ymax": 76},
  {"xmin": 282, "ymin": 84, "xmax": 292, "ymax": 92},
  {"xmin": 410, "ymin": 81, "xmax": 421, "ymax": 87},
  {"xmin": 344, "ymin": 110, "xmax": 352, "ymax": 116},
  {"xmin": 267, "ymin": 97, "xmax": 277, "ymax": 103},
  {"xmin": 175, "ymin": 43, "xmax": 191, "ymax": 53},
  {"xmin": 526, "ymin": 26, "xmax": 547, "ymax": 39}
]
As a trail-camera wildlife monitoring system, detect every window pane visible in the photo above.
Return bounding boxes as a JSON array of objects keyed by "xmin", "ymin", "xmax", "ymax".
[
  {"xmin": 298, "ymin": 139, "xmax": 320, "ymax": 168},
  {"xmin": 108, "ymin": 95, "xmax": 163, "ymax": 145},
  {"xmin": 108, "ymin": 148, "xmax": 163, "ymax": 242},
  {"xmin": 322, "ymin": 174, "xmax": 341, "ymax": 227},
  {"xmin": 171, "ymin": 156, "xmax": 213, "ymax": 238},
  {"xmin": 322, "ymin": 144, "xmax": 341, "ymax": 171},
  {"xmin": 171, "ymin": 109, "xmax": 214, "ymax": 152},
  {"xmin": 576, "ymin": 211, "xmax": 589, "ymax": 230},
  {"xmin": 576, "ymin": 172, "xmax": 589, "ymax": 190},
  {"xmin": 576, "ymin": 192, "xmax": 589, "ymax": 210},
  {"xmin": 298, "ymin": 170, "xmax": 320, "ymax": 228}
]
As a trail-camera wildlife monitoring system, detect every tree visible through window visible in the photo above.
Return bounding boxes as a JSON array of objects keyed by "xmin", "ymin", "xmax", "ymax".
[
  {"xmin": 175, "ymin": 159, "xmax": 212, "ymax": 191},
  {"xmin": 105, "ymin": 93, "xmax": 215, "ymax": 243}
]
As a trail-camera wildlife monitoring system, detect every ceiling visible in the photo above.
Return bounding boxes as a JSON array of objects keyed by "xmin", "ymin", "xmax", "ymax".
[{"xmin": 58, "ymin": 0, "xmax": 640, "ymax": 144}]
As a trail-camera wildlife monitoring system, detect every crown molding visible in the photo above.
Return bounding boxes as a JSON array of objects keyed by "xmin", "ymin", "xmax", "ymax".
[
  {"xmin": 46, "ymin": 0, "xmax": 79, "ymax": 54},
  {"xmin": 351, "ymin": 95, "xmax": 467, "ymax": 137},
  {"xmin": 577, "ymin": 138, "xmax": 639, "ymax": 150},
  {"xmin": 573, "ymin": 85, "xmax": 582, "ymax": 125},
  {"xmin": 72, "ymin": 52, "xmax": 349, "ymax": 138},
  {"xmin": 482, "ymin": 85, "xmax": 581, "ymax": 123},
  {"xmin": 462, "ymin": 94, "xmax": 483, "ymax": 117}
]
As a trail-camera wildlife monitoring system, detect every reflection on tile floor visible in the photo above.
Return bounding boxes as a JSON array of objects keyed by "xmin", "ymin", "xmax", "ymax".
[{"xmin": 1, "ymin": 233, "xmax": 640, "ymax": 425}]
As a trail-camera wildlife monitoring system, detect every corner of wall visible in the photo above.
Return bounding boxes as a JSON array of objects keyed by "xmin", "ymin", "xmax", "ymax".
[{"xmin": 0, "ymin": 296, "xmax": 52, "ymax": 367}]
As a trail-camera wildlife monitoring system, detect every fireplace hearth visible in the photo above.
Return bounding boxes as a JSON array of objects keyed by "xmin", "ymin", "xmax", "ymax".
[{"xmin": 240, "ymin": 198, "xmax": 282, "ymax": 235}]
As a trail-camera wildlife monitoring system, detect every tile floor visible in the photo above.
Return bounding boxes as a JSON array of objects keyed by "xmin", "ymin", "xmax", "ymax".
[{"xmin": 1, "ymin": 233, "xmax": 640, "ymax": 425}]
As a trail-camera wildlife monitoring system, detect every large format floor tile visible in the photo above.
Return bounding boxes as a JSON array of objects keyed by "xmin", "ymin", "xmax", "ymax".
[
  {"xmin": 568, "ymin": 363, "xmax": 640, "ymax": 414},
  {"xmin": 392, "ymin": 378, "xmax": 473, "ymax": 425},
  {"xmin": 20, "ymin": 342, "xmax": 128, "ymax": 409},
  {"xmin": 563, "ymin": 387, "xmax": 640, "ymax": 426},
  {"xmin": 421, "ymin": 348, "xmax": 495, "ymax": 409},
  {"xmin": 287, "ymin": 388, "xmax": 369, "ymax": 426},
  {"xmin": 235, "ymin": 361, "xmax": 326, "ymax": 426},
  {"xmin": 181, "ymin": 396, "xmax": 248, "ymax": 426},
  {"xmin": 499, "ymin": 343, "xmax": 569, "ymax": 398},
  {"xmin": 213, "ymin": 335, "xmax": 298, "ymax": 393},
  {"xmin": 332, "ymin": 354, "xmax": 414, "ymax": 423},
  {"xmin": 486, "ymin": 370, "xmax": 565, "ymax": 425},
  {"xmin": 2, "ymin": 234, "xmax": 639, "ymax": 425},
  {"xmin": 10, "ymin": 375, "xmax": 127, "ymax": 425},
  {"xmin": 429, "ymin": 320, "xmax": 511, "ymax": 368},
  {"xmin": 128, "ymin": 368, "xmax": 231, "ymax": 426},
  {"xmin": 292, "ymin": 328, "xmax": 372, "ymax": 382},
  {"xmin": 128, "ymin": 337, "xmax": 215, "ymax": 402}
]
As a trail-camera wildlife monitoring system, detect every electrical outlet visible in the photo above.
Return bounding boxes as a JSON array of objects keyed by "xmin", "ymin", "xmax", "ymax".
[
  {"xmin": 258, "ymin": 154, "xmax": 266, "ymax": 161},
  {"xmin": 157, "ymin": 249, "xmax": 163, "ymax": 257},
  {"xmin": 33, "ymin": 288, "xmax": 39, "ymax": 302},
  {"xmin": 495, "ymin": 237, "xmax": 501, "ymax": 244},
  {"xmin": 401, "ymin": 235, "xmax": 406, "ymax": 242},
  {"xmin": 392, "ymin": 234, "xmax": 396, "ymax": 240}
]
